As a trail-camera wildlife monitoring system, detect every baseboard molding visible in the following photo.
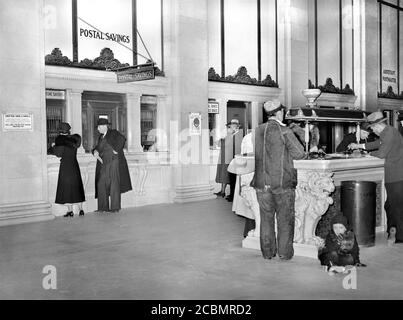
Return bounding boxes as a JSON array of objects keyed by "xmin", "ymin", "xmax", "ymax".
[
  {"xmin": 0, "ymin": 201, "xmax": 54, "ymax": 227},
  {"xmin": 174, "ymin": 184, "xmax": 216, "ymax": 203}
]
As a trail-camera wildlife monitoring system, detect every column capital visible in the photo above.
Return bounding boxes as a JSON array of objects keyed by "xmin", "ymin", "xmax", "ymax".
[
  {"xmin": 66, "ymin": 88, "xmax": 84, "ymax": 95},
  {"xmin": 126, "ymin": 92, "xmax": 142, "ymax": 100}
]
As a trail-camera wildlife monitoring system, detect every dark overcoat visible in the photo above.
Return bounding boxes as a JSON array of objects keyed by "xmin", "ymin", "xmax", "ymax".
[
  {"xmin": 93, "ymin": 129, "xmax": 132, "ymax": 198},
  {"xmin": 49, "ymin": 134, "xmax": 85, "ymax": 204},
  {"xmin": 215, "ymin": 131, "xmax": 243, "ymax": 184}
]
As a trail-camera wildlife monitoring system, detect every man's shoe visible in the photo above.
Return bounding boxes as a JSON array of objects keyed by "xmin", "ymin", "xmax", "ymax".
[
  {"xmin": 95, "ymin": 210, "xmax": 108, "ymax": 214},
  {"xmin": 110, "ymin": 209, "xmax": 120, "ymax": 213},
  {"xmin": 214, "ymin": 191, "xmax": 223, "ymax": 196}
]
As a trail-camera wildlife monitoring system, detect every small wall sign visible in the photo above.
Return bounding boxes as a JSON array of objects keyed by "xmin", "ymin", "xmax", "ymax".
[
  {"xmin": 208, "ymin": 101, "xmax": 219, "ymax": 114},
  {"xmin": 2, "ymin": 113, "xmax": 34, "ymax": 131},
  {"xmin": 45, "ymin": 90, "xmax": 65, "ymax": 100},
  {"xmin": 189, "ymin": 112, "xmax": 202, "ymax": 136}
]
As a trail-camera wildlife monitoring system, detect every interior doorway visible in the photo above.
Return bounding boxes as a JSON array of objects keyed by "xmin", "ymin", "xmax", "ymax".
[
  {"xmin": 227, "ymin": 100, "xmax": 249, "ymax": 135},
  {"xmin": 81, "ymin": 91, "xmax": 127, "ymax": 152}
]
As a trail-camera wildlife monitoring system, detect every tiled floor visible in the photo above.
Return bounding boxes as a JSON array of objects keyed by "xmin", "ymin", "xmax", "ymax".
[{"xmin": 0, "ymin": 198, "xmax": 402, "ymax": 299}]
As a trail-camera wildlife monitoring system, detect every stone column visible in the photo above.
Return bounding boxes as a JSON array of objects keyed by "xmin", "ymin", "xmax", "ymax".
[
  {"xmin": 126, "ymin": 92, "xmax": 143, "ymax": 153},
  {"xmin": 166, "ymin": 0, "xmax": 215, "ymax": 203},
  {"xmin": 156, "ymin": 95, "xmax": 169, "ymax": 152},
  {"xmin": 65, "ymin": 89, "xmax": 84, "ymax": 153},
  {"xmin": 216, "ymin": 98, "xmax": 229, "ymax": 139},
  {"xmin": 250, "ymin": 101, "xmax": 261, "ymax": 130},
  {"xmin": 0, "ymin": 0, "xmax": 53, "ymax": 225}
]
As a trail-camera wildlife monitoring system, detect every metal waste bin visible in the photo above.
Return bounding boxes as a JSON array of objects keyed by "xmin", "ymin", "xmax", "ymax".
[{"xmin": 340, "ymin": 181, "xmax": 376, "ymax": 247}]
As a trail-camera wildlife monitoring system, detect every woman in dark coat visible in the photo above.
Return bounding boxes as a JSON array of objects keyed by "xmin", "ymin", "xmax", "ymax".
[{"xmin": 49, "ymin": 122, "xmax": 85, "ymax": 217}]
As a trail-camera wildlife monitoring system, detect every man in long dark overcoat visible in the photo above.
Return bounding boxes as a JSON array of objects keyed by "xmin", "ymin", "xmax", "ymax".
[{"xmin": 92, "ymin": 118, "xmax": 132, "ymax": 212}]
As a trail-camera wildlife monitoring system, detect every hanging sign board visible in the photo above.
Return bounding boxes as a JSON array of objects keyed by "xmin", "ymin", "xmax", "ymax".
[
  {"xmin": 2, "ymin": 113, "xmax": 34, "ymax": 131},
  {"xmin": 208, "ymin": 101, "xmax": 219, "ymax": 114},
  {"xmin": 189, "ymin": 112, "xmax": 202, "ymax": 136},
  {"xmin": 115, "ymin": 64, "xmax": 155, "ymax": 83},
  {"xmin": 46, "ymin": 89, "xmax": 65, "ymax": 100}
]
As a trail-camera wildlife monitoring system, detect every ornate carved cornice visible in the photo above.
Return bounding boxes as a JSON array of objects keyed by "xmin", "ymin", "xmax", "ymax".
[
  {"xmin": 309, "ymin": 78, "xmax": 355, "ymax": 95},
  {"xmin": 378, "ymin": 85, "xmax": 403, "ymax": 100},
  {"xmin": 208, "ymin": 66, "xmax": 279, "ymax": 88},
  {"xmin": 45, "ymin": 48, "xmax": 165, "ymax": 76}
]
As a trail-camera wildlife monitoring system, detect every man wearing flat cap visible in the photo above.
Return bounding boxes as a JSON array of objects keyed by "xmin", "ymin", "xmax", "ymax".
[
  {"xmin": 251, "ymin": 100, "xmax": 305, "ymax": 260},
  {"xmin": 350, "ymin": 111, "xmax": 403, "ymax": 244},
  {"xmin": 92, "ymin": 118, "xmax": 132, "ymax": 213}
]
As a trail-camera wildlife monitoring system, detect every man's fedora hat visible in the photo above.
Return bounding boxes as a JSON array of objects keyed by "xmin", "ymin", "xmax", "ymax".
[
  {"xmin": 367, "ymin": 111, "xmax": 388, "ymax": 127},
  {"xmin": 58, "ymin": 122, "xmax": 71, "ymax": 134},
  {"xmin": 264, "ymin": 99, "xmax": 285, "ymax": 114},
  {"xmin": 96, "ymin": 118, "xmax": 111, "ymax": 126},
  {"xmin": 360, "ymin": 122, "xmax": 371, "ymax": 131},
  {"xmin": 226, "ymin": 118, "xmax": 240, "ymax": 127}
]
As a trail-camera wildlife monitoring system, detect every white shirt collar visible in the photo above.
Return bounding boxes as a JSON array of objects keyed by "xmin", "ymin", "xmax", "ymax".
[{"xmin": 269, "ymin": 117, "xmax": 286, "ymax": 126}]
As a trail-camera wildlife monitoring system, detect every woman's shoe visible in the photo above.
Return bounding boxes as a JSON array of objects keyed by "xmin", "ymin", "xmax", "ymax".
[
  {"xmin": 79, "ymin": 210, "xmax": 84, "ymax": 217},
  {"xmin": 63, "ymin": 211, "xmax": 73, "ymax": 217}
]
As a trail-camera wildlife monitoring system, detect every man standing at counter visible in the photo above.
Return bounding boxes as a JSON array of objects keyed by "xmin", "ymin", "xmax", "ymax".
[
  {"xmin": 350, "ymin": 111, "xmax": 403, "ymax": 244},
  {"xmin": 336, "ymin": 122, "xmax": 378, "ymax": 153},
  {"xmin": 92, "ymin": 118, "xmax": 132, "ymax": 213},
  {"xmin": 251, "ymin": 100, "xmax": 305, "ymax": 260}
]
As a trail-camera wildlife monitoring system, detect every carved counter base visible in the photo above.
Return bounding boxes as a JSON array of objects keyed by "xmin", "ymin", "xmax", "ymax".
[{"xmin": 240, "ymin": 156, "xmax": 385, "ymax": 259}]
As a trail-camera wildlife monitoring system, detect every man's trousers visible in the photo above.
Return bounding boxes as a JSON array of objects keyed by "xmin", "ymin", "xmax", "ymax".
[
  {"xmin": 385, "ymin": 180, "xmax": 403, "ymax": 242},
  {"xmin": 256, "ymin": 188, "xmax": 295, "ymax": 259},
  {"xmin": 97, "ymin": 158, "xmax": 121, "ymax": 211}
]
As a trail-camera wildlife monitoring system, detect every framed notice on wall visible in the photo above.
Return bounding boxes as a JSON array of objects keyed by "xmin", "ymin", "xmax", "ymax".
[
  {"xmin": 2, "ymin": 113, "xmax": 34, "ymax": 131},
  {"xmin": 189, "ymin": 112, "xmax": 201, "ymax": 136}
]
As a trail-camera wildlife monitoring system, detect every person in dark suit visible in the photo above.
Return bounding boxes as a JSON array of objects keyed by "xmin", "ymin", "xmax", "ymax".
[
  {"xmin": 92, "ymin": 118, "xmax": 132, "ymax": 213},
  {"xmin": 49, "ymin": 122, "xmax": 85, "ymax": 217},
  {"xmin": 336, "ymin": 122, "xmax": 378, "ymax": 153},
  {"xmin": 226, "ymin": 119, "xmax": 243, "ymax": 202}
]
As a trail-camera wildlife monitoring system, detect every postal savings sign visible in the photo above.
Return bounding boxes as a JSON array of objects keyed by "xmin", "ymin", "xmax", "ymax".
[{"xmin": 79, "ymin": 28, "xmax": 130, "ymax": 44}]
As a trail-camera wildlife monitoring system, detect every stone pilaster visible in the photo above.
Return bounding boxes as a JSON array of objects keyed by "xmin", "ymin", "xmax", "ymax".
[
  {"xmin": 0, "ymin": 0, "xmax": 53, "ymax": 225},
  {"xmin": 156, "ymin": 95, "xmax": 169, "ymax": 152},
  {"xmin": 126, "ymin": 92, "xmax": 143, "ymax": 153},
  {"xmin": 166, "ymin": 0, "xmax": 215, "ymax": 203},
  {"xmin": 65, "ymin": 89, "xmax": 84, "ymax": 153},
  {"xmin": 250, "ymin": 102, "xmax": 261, "ymax": 129},
  {"xmin": 216, "ymin": 98, "xmax": 229, "ymax": 139}
]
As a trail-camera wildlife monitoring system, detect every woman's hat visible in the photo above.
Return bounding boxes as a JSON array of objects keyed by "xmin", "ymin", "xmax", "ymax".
[
  {"xmin": 331, "ymin": 214, "xmax": 348, "ymax": 228},
  {"xmin": 367, "ymin": 111, "xmax": 388, "ymax": 127},
  {"xmin": 227, "ymin": 156, "xmax": 255, "ymax": 175},
  {"xmin": 58, "ymin": 122, "xmax": 71, "ymax": 134},
  {"xmin": 97, "ymin": 118, "xmax": 111, "ymax": 126}
]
